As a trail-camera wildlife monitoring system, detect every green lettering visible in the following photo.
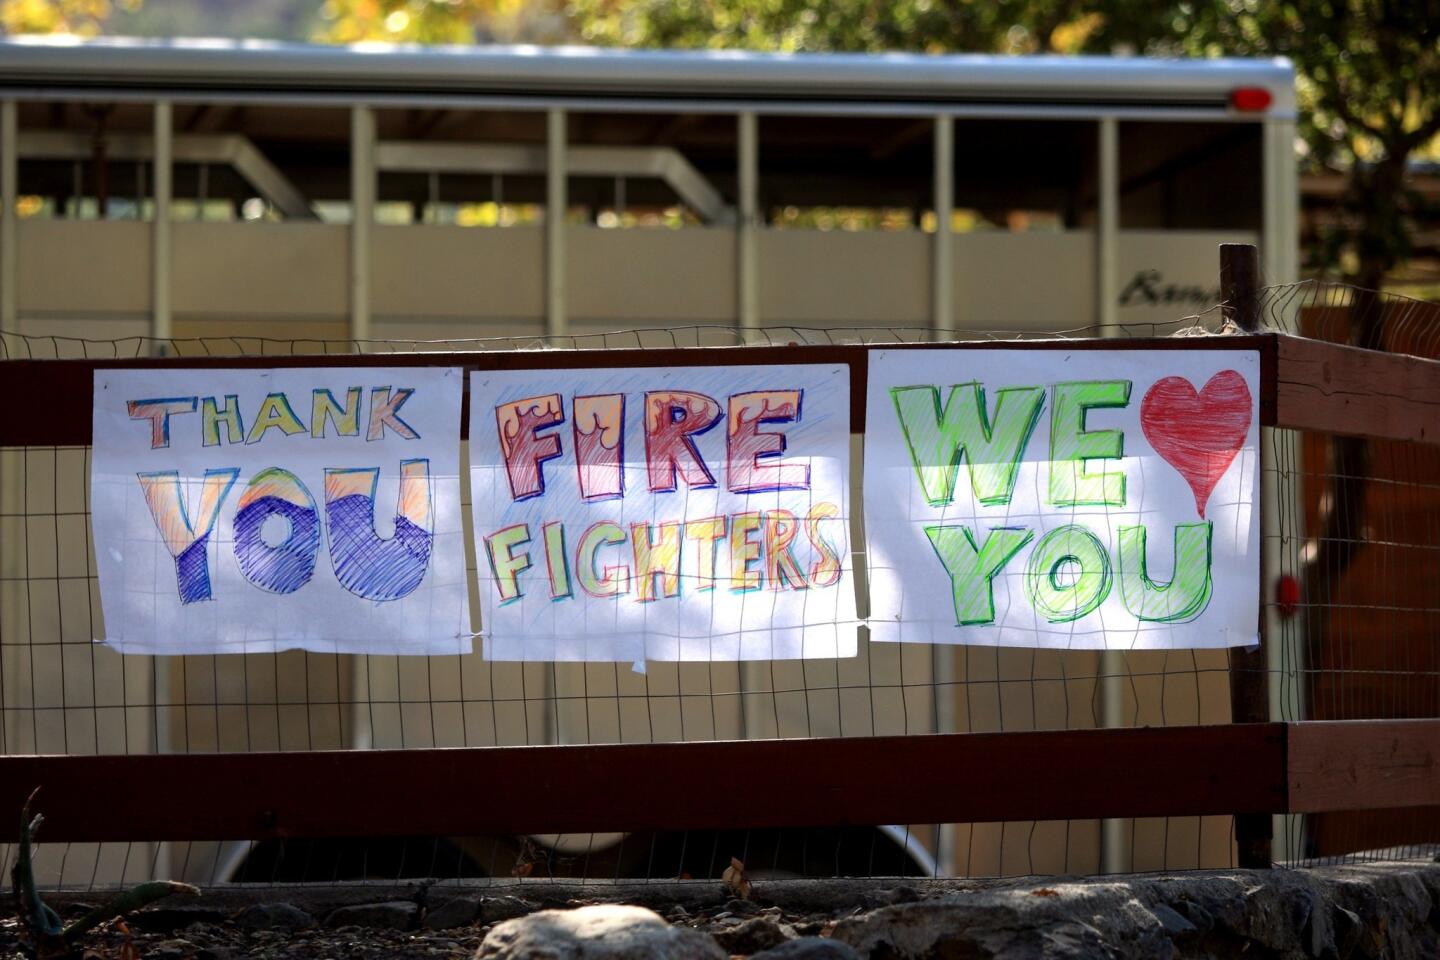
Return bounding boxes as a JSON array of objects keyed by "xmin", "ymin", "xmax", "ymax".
[
  {"xmin": 924, "ymin": 525, "xmax": 1033, "ymax": 626},
  {"xmin": 1048, "ymin": 380, "xmax": 1130, "ymax": 507},
  {"xmin": 1118, "ymin": 522, "xmax": 1213, "ymax": 622},
  {"xmin": 1025, "ymin": 525, "xmax": 1112, "ymax": 623},
  {"xmin": 891, "ymin": 383, "xmax": 1045, "ymax": 507}
]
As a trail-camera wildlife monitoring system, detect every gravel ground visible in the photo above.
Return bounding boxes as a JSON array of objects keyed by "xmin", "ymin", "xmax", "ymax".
[
  {"xmin": 7, "ymin": 858, "xmax": 1440, "ymax": 960},
  {"xmin": 1, "ymin": 886, "xmax": 863, "ymax": 960},
  {"xmin": 0, "ymin": 922, "xmax": 488, "ymax": 960}
]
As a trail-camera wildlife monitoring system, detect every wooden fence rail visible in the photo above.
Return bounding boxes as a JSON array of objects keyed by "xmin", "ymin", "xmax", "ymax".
[
  {"xmin": 0, "ymin": 332, "xmax": 1436, "ymax": 448},
  {"xmin": 0, "ymin": 721, "xmax": 1434, "ymax": 843}
]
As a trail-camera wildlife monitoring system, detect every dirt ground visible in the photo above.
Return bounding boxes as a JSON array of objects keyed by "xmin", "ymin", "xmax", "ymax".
[
  {"xmin": 7, "ymin": 860, "xmax": 1440, "ymax": 960},
  {"xmin": 2, "ymin": 877, "xmax": 901, "ymax": 960}
]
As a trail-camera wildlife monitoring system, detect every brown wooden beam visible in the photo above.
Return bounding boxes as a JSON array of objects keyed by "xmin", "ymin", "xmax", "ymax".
[
  {"xmin": 0, "ymin": 724, "xmax": 1286, "ymax": 843},
  {"xmin": 1287, "ymin": 720, "xmax": 1440, "ymax": 813},
  {"xmin": 1274, "ymin": 335, "xmax": 1440, "ymax": 445},
  {"xmin": 1221, "ymin": 243, "xmax": 1272, "ymax": 869},
  {"xmin": 8, "ymin": 330, "xmax": 1436, "ymax": 446},
  {"xmin": 8, "ymin": 720, "xmax": 1439, "ymax": 845},
  {"xmin": 0, "ymin": 335, "xmax": 1273, "ymax": 447}
]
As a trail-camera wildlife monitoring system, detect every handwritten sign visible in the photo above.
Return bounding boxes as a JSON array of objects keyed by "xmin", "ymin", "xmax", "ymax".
[
  {"xmin": 470, "ymin": 365, "xmax": 856, "ymax": 662},
  {"xmin": 91, "ymin": 368, "xmax": 469, "ymax": 655},
  {"xmin": 863, "ymin": 349, "xmax": 1259, "ymax": 649}
]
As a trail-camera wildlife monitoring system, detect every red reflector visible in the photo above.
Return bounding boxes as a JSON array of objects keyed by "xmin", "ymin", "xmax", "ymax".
[
  {"xmin": 1276, "ymin": 574, "xmax": 1300, "ymax": 618},
  {"xmin": 1230, "ymin": 87, "xmax": 1273, "ymax": 112}
]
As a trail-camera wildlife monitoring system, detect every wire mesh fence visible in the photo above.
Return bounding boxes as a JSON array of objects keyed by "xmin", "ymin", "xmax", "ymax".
[
  {"xmin": 0, "ymin": 281, "xmax": 1436, "ymax": 890},
  {"xmin": 1260, "ymin": 280, "xmax": 1440, "ymax": 865}
]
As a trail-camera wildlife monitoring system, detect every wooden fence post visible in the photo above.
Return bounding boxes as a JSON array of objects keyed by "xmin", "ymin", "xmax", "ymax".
[{"xmin": 1222, "ymin": 241, "xmax": 1273, "ymax": 868}]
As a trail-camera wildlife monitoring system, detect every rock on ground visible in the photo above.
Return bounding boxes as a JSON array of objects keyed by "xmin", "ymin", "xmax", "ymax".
[
  {"xmin": 710, "ymin": 915, "xmax": 794, "ymax": 954},
  {"xmin": 325, "ymin": 900, "xmax": 419, "ymax": 930},
  {"xmin": 230, "ymin": 901, "xmax": 316, "ymax": 931},
  {"xmin": 425, "ymin": 895, "xmax": 482, "ymax": 930},
  {"xmin": 478, "ymin": 904, "xmax": 727, "ymax": 960},
  {"xmin": 750, "ymin": 937, "xmax": 862, "ymax": 960},
  {"xmin": 831, "ymin": 862, "xmax": 1440, "ymax": 959},
  {"xmin": 481, "ymin": 896, "xmax": 543, "ymax": 925}
]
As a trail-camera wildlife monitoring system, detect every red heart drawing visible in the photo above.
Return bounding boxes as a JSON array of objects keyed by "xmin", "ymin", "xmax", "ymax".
[{"xmin": 1140, "ymin": 370, "xmax": 1252, "ymax": 519}]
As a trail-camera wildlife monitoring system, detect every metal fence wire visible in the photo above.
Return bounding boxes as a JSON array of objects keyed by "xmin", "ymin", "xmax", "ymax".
[{"xmin": 0, "ymin": 281, "xmax": 1435, "ymax": 890}]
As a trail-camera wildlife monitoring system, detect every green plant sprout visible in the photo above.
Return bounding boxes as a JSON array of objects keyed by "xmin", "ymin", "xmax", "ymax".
[{"xmin": 11, "ymin": 788, "xmax": 199, "ymax": 959}]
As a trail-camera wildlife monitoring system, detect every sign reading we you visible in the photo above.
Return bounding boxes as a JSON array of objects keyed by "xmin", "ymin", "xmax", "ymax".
[
  {"xmin": 469, "ymin": 364, "xmax": 856, "ymax": 663},
  {"xmin": 864, "ymin": 349, "xmax": 1259, "ymax": 650},
  {"xmin": 91, "ymin": 368, "xmax": 469, "ymax": 655}
]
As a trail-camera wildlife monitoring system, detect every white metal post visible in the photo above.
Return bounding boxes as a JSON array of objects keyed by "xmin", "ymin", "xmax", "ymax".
[
  {"xmin": 0, "ymin": 99, "xmax": 14, "ymax": 764},
  {"xmin": 346, "ymin": 105, "xmax": 376, "ymax": 756},
  {"xmin": 542, "ymin": 108, "xmax": 568, "ymax": 737},
  {"xmin": 546, "ymin": 107, "xmax": 568, "ymax": 342},
  {"xmin": 736, "ymin": 110, "xmax": 766, "ymax": 735},
  {"xmin": 152, "ymin": 101, "xmax": 173, "ymax": 353},
  {"xmin": 1095, "ymin": 115, "xmax": 1129, "ymax": 875},
  {"xmin": 737, "ymin": 111, "xmax": 759, "ymax": 335},
  {"xmin": 932, "ymin": 114, "xmax": 954, "ymax": 339},
  {"xmin": 349, "ymin": 104, "xmax": 375, "ymax": 347},
  {"xmin": 930, "ymin": 112, "xmax": 958, "ymax": 873},
  {"xmin": 1263, "ymin": 116, "xmax": 1302, "ymax": 861},
  {"xmin": 0, "ymin": 100, "xmax": 16, "ymax": 336},
  {"xmin": 1097, "ymin": 116, "xmax": 1119, "ymax": 337},
  {"xmin": 138, "ymin": 109, "xmax": 177, "ymax": 870},
  {"xmin": 1263, "ymin": 120, "xmax": 1300, "ymax": 309}
]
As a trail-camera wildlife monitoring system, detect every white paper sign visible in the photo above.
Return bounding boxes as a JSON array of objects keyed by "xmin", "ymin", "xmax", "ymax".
[
  {"xmin": 864, "ymin": 348, "xmax": 1259, "ymax": 649},
  {"xmin": 470, "ymin": 364, "xmax": 856, "ymax": 662},
  {"xmin": 92, "ymin": 367, "xmax": 469, "ymax": 655}
]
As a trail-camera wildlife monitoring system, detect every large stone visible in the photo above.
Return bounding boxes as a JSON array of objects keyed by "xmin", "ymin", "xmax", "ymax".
[
  {"xmin": 829, "ymin": 863, "xmax": 1440, "ymax": 960},
  {"xmin": 1332, "ymin": 905, "xmax": 1364, "ymax": 959},
  {"xmin": 481, "ymin": 896, "xmax": 542, "ymax": 925},
  {"xmin": 1146, "ymin": 904, "xmax": 1196, "ymax": 941},
  {"xmin": 750, "ymin": 938, "xmax": 861, "ymax": 960},
  {"xmin": 477, "ymin": 904, "xmax": 726, "ymax": 960},
  {"xmin": 710, "ymin": 916, "xmax": 792, "ymax": 954},
  {"xmin": 1166, "ymin": 899, "xmax": 1214, "ymax": 937},
  {"xmin": 230, "ymin": 902, "xmax": 315, "ymax": 931},
  {"xmin": 324, "ymin": 900, "xmax": 419, "ymax": 930},
  {"xmin": 832, "ymin": 890, "xmax": 1130, "ymax": 960},
  {"xmin": 425, "ymin": 895, "xmax": 483, "ymax": 930}
]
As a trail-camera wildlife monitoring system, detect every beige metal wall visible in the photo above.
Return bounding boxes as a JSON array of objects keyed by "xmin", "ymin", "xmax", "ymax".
[{"xmin": 10, "ymin": 221, "xmax": 1249, "ymax": 336}]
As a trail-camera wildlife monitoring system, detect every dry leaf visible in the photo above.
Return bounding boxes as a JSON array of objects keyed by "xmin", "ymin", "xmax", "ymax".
[
  {"xmin": 721, "ymin": 856, "xmax": 751, "ymax": 900},
  {"xmin": 1030, "ymin": 888, "xmax": 1060, "ymax": 898},
  {"xmin": 116, "ymin": 919, "xmax": 142, "ymax": 960}
]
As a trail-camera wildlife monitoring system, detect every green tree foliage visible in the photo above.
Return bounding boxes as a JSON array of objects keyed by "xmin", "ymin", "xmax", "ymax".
[
  {"xmin": 1080, "ymin": 0, "xmax": 1440, "ymax": 294},
  {"xmin": 0, "ymin": 0, "xmax": 138, "ymax": 36},
  {"xmin": 566, "ymin": 0, "xmax": 1098, "ymax": 54},
  {"xmin": 313, "ymin": 0, "xmax": 492, "ymax": 44},
  {"xmin": 311, "ymin": 0, "xmax": 569, "ymax": 44}
]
